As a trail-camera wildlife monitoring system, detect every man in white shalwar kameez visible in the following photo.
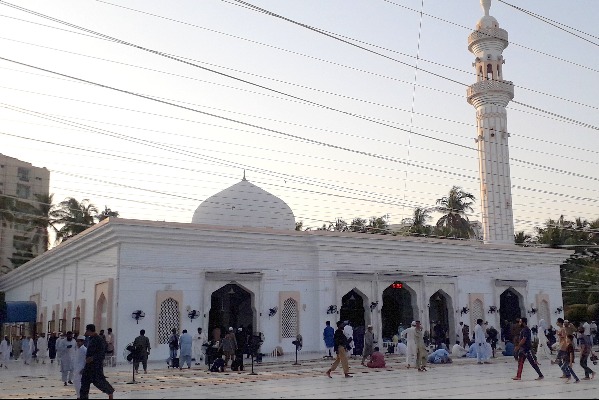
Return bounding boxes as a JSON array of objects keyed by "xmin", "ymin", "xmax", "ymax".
[
  {"xmin": 57, "ymin": 331, "xmax": 77, "ymax": 386},
  {"xmin": 193, "ymin": 327, "xmax": 207, "ymax": 365},
  {"xmin": 343, "ymin": 321, "xmax": 354, "ymax": 357},
  {"xmin": 401, "ymin": 321, "xmax": 417, "ymax": 368},
  {"xmin": 36, "ymin": 333, "xmax": 48, "ymax": 364},
  {"xmin": 536, "ymin": 319, "xmax": 553, "ymax": 363},
  {"xmin": 73, "ymin": 335, "xmax": 87, "ymax": 399},
  {"xmin": 0, "ymin": 336, "xmax": 11, "ymax": 368},
  {"xmin": 21, "ymin": 336, "xmax": 33, "ymax": 365},
  {"xmin": 474, "ymin": 319, "xmax": 490, "ymax": 364}
]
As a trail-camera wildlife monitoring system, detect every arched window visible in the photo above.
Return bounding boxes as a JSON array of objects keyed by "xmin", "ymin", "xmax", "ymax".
[
  {"xmin": 158, "ymin": 298, "xmax": 180, "ymax": 344},
  {"xmin": 281, "ymin": 298, "xmax": 299, "ymax": 339},
  {"xmin": 471, "ymin": 299, "xmax": 484, "ymax": 326},
  {"xmin": 539, "ymin": 300, "xmax": 550, "ymax": 325},
  {"xmin": 486, "ymin": 64, "xmax": 493, "ymax": 80},
  {"xmin": 96, "ymin": 294, "xmax": 107, "ymax": 331}
]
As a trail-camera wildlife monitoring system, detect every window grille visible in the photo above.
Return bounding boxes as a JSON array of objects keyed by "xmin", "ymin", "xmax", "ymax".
[
  {"xmin": 471, "ymin": 299, "xmax": 483, "ymax": 325},
  {"xmin": 281, "ymin": 298, "xmax": 298, "ymax": 339},
  {"xmin": 158, "ymin": 298, "xmax": 180, "ymax": 344}
]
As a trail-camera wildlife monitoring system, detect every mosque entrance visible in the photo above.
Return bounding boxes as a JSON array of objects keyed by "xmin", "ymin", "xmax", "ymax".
[
  {"xmin": 429, "ymin": 290, "xmax": 452, "ymax": 347},
  {"xmin": 340, "ymin": 289, "xmax": 367, "ymax": 356},
  {"xmin": 208, "ymin": 283, "xmax": 254, "ymax": 341},
  {"xmin": 381, "ymin": 284, "xmax": 415, "ymax": 341},
  {"xmin": 499, "ymin": 288, "xmax": 523, "ymax": 325},
  {"xmin": 340, "ymin": 289, "xmax": 366, "ymax": 328}
]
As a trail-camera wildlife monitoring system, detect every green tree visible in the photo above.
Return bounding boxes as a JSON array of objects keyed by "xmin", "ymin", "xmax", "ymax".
[
  {"xmin": 435, "ymin": 186, "xmax": 476, "ymax": 239},
  {"xmin": 403, "ymin": 207, "xmax": 432, "ymax": 235},
  {"xmin": 51, "ymin": 198, "xmax": 99, "ymax": 243},
  {"xmin": 368, "ymin": 215, "xmax": 389, "ymax": 234},
  {"xmin": 295, "ymin": 221, "xmax": 303, "ymax": 231},
  {"xmin": 514, "ymin": 231, "xmax": 531, "ymax": 245},
  {"xmin": 349, "ymin": 217, "xmax": 367, "ymax": 233},
  {"xmin": 96, "ymin": 206, "xmax": 119, "ymax": 222}
]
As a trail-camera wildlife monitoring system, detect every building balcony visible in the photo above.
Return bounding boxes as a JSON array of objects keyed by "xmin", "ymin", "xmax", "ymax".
[
  {"xmin": 467, "ymin": 80, "xmax": 514, "ymax": 107},
  {"xmin": 468, "ymin": 28, "xmax": 509, "ymax": 54}
]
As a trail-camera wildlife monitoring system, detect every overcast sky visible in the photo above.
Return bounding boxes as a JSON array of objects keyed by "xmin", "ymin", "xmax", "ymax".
[{"xmin": 0, "ymin": 0, "xmax": 597, "ymax": 239}]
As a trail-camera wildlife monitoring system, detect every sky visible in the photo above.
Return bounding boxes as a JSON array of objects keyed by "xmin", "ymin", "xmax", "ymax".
[{"xmin": 0, "ymin": 0, "xmax": 597, "ymax": 242}]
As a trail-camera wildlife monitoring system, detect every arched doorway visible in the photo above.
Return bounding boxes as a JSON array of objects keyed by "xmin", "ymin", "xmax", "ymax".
[
  {"xmin": 381, "ymin": 285, "xmax": 415, "ymax": 341},
  {"xmin": 340, "ymin": 289, "xmax": 367, "ymax": 356},
  {"xmin": 429, "ymin": 290, "xmax": 452, "ymax": 348},
  {"xmin": 499, "ymin": 288, "xmax": 523, "ymax": 325},
  {"xmin": 208, "ymin": 283, "xmax": 254, "ymax": 341},
  {"xmin": 340, "ymin": 289, "xmax": 366, "ymax": 328}
]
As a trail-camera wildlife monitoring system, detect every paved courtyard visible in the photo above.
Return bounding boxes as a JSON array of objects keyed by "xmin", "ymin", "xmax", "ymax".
[{"xmin": 0, "ymin": 352, "xmax": 597, "ymax": 399}]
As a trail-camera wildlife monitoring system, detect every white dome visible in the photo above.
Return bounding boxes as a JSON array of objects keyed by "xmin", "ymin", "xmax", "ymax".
[{"xmin": 191, "ymin": 179, "xmax": 296, "ymax": 230}]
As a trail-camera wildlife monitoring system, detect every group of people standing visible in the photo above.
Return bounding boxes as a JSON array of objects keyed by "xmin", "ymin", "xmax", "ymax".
[
  {"xmin": 324, "ymin": 319, "xmax": 430, "ymax": 378},
  {"xmin": 164, "ymin": 326, "xmax": 258, "ymax": 372}
]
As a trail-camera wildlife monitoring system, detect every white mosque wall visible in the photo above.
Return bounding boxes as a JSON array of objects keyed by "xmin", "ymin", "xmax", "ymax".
[{"xmin": 0, "ymin": 220, "xmax": 570, "ymax": 361}]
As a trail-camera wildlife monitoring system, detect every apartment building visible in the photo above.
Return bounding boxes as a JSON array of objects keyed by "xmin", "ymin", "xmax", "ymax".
[{"xmin": 0, "ymin": 154, "xmax": 50, "ymax": 273}]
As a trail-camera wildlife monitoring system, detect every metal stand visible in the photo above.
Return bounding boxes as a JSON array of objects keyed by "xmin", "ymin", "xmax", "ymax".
[
  {"xmin": 126, "ymin": 360, "xmax": 139, "ymax": 384},
  {"xmin": 248, "ymin": 353, "xmax": 258, "ymax": 375},
  {"xmin": 293, "ymin": 346, "xmax": 301, "ymax": 366}
]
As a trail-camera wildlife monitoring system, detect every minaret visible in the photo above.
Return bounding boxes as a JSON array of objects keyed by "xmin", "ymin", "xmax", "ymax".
[{"xmin": 467, "ymin": 0, "xmax": 515, "ymax": 245}]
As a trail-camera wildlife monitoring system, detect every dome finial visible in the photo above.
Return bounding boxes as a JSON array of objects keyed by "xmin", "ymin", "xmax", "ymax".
[
  {"xmin": 481, "ymin": 0, "xmax": 491, "ymax": 16},
  {"xmin": 243, "ymin": 169, "xmax": 246, "ymax": 181}
]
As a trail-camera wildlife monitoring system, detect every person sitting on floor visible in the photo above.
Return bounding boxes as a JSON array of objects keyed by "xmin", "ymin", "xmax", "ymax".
[
  {"xmin": 366, "ymin": 347, "xmax": 386, "ymax": 368},
  {"xmin": 502, "ymin": 340, "xmax": 515, "ymax": 357},
  {"xmin": 395, "ymin": 341, "xmax": 407, "ymax": 356},
  {"xmin": 428, "ymin": 348, "xmax": 452, "ymax": 364},
  {"xmin": 451, "ymin": 342, "xmax": 468, "ymax": 358}
]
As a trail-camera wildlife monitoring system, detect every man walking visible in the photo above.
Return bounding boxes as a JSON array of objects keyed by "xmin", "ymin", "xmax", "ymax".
[
  {"xmin": 57, "ymin": 331, "xmax": 77, "ymax": 386},
  {"xmin": 323, "ymin": 321, "xmax": 334, "ymax": 359},
  {"xmin": 361, "ymin": 325, "xmax": 375, "ymax": 366},
  {"xmin": 474, "ymin": 319, "xmax": 490, "ymax": 364},
  {"xmin": 179, "ymin": 329, "xmax": 193, "ymax": 369},
  {"xmin": 512, "ymin": 317, "xmax": 544, "ymax": 381},
  {"xmin": 133, "ymin": 329, "xmax": 151, "ymax": 374},
  {"xmin": 325, "ymin": 321, "xmax": 352, "ymax": 378},
  {"xmin": 553, "ymin": 318, "xmax": 568, "ymax": 374},
  {"xmin": 577, "ymin": 326, "xmax": 595, "ymax": 380},
  {"xmin": 73, "ymin": 335, "xmax": 87, "ymax": 399},
  {"xmin": 36, "ymin": 333, "xmax": 48, "ymax": 364},
  {"xmin": 48, "ymin": 332, "xmax": 58, "ymax": 364},
  {"xmin": 80, "ymin": 324, "xmax": 115, "ymax": 399},
  {"xmin": 401, "ymin": 321, "xmax": 417, "ymax": 368},
  {"xmin": 414, "ymin": 321, "xmax": 428, "ymax": 372}
]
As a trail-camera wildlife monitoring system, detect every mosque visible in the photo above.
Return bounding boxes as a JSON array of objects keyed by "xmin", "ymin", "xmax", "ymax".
[{"xmin": 0, "ymin": 0, "xmax": 571, "ymax": 361}]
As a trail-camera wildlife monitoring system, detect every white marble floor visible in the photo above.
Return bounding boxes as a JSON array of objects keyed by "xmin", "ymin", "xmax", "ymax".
[{"xmin": 0, "ymin": 353, "xmax": 597, "ymax": 399}]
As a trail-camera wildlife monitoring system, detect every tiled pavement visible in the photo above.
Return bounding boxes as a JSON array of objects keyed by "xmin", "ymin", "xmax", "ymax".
[{"xmin": 0, "ymin": 352, "xmax": 597, "ymax": 399}]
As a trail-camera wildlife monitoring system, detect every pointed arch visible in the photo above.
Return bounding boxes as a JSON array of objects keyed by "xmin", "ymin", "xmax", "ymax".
[
  {"xmin": 281, "ymin": 298, "xmax": 299, "ymax": 339},
  {"xmin": 158, "ymin": 297, "xmax": 180, "ymax": 344}
]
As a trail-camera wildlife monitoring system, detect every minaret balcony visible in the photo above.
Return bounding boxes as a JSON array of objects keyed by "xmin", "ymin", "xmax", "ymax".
[
  {"xmin": 468, "ymin": 28, "xmax": 508, "ymax": 54},
  {"xmin": 467, "ymin": 80, "xmax": 514, "ymax": 107}
]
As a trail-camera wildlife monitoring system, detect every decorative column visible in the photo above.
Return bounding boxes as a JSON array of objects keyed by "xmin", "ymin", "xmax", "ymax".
[{"xmin": 467, "ymin": 0, "xmax": 515, "ymax": 244}]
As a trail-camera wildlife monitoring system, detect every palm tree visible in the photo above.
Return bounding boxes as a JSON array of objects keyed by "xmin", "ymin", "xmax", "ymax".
[
  {"xmin": 435, "ymin": 186, "xmax": 476, "ymax": 239},
  {"xmin": 28, "ymin": 193, "xmax": 56, "ymax": 253},
  {"xmin": 51, "ymin": 198, "xmax": 99, "ymax": 243},
  {"xmin": 405, "ymin": 207, "xmax": 432, "ymax": 235}
]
